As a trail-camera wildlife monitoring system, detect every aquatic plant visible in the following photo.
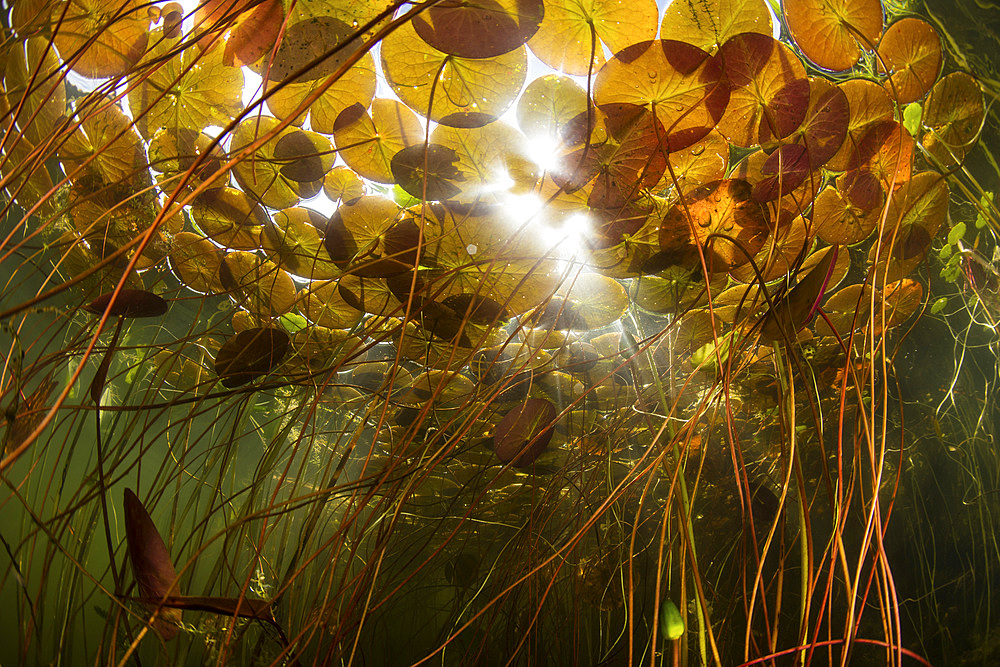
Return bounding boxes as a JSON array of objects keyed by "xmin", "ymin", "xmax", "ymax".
[{"xmin": 1, "ymin": 0, "xmax": 998, "ymax": 664}]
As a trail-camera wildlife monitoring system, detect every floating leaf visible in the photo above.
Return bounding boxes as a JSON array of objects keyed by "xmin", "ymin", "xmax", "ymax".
[
  {"xmin": 730, "ymin": 211, "xmax": 811, "ymax": 283},
  {"xmin": 660, "ymin": 0, "xmax": 772, "ymax": 54},
  {"xmin": 412, "ymin": 0, "xmax": 544, "ymax": 59},
  {"xmin": 784, "ymin": 0, "xmax": 883, "ymax": 72},
  {"xmin": 231, "ymin": 116, "xmax": 319, "ymax": 209},
  {"xmin": 659, "ymin": 179, "xmax": 770, "ymax": 272},
  {"xmin": 266, "ymin": 51, "xmax": 378, "ymax": 135},
  {"xmin": 815, "ymin": 283, "xmax": 872, "ymax": 337},
  {"xmin": 877, "ymin": 18, "xmax": 942, "ymax": 105},
  {"xmin": 812, "ymin": 184, "xmax": 880, "ymax": 245},
  {"xmin": 826, "ymin": 79, "xmax": 894, "ymax": 172},
  {"xmin": 716, "ymin": 33, "xmax": 810, "ymax": 147},
  {"xmin": 870, "ymin": 171, "xmax": 949, "ymax": 283},
  {"xmin": 60, "ymin": 102, "xmax": 146, "ymax": 187},
  {"xmin": 191, "ymin": 187, "xmax": 267, "ymax": 250},
  {"xmin": 336, "ymin": 274, "xmax": 398, "ymax": 316},
  {"xmin": 272, "ymin": 130, "xmax": 335, "ymax": 183},
  {"xmin": 219, "ymin": 252, "xmax": 297, "ymax": 318},
  {"xmin": 556, "ymin": 104, "xmax": 668, "ymax": 211},
  {"xmin": 381, "ymin": 19, "xmax": 527, "ymax": 128},
  {"xmin": 630, "ymin": 267, "xmax": 724, "ymax": 314},
  {"xmin": 256, "ymin": 16, "xmax": 360, "ymax": 83},
  {"xmin": 148, "ymin": 128, "xmax": 228, "ymax": 194},
  {"xmin": 527, "ymin": 0, "xmax": 658, "ymax": 76},
  {"xmin": 847, "ymin": 120, "xmax": 914, "ymax": 189},
  {"xmin": 922, "ymin": 72, "xmax": 984, "ymax": 169},
  {"xmin": 786, "ymin": 78, "xmax": 850, "ymax": 169},
  {"xmin": 880, "ymin": 278, "xmax": 923, "ymax": 328},
  {"xmin": 516, "ymin": 74, "xmax": 589, "ymax": 142},
  {"xmin": 262, "ymin": 207, "xmax": 339, "ymax": 279},
  {"xmin": 397, "ymin": 370, "xmax": 476, "ymax": 408},
  {"xmin": 54, "ymin": 0, "xmax": 149, "ymax": 79},
  {"xmin": 324, "ymin": 196, "xmax": 415, "ymax": 277},
  {"xmin": 222, "ymin": 0, "xmax": 284, "ymax": 68},
  {"xmin": 214, "ymin": 327, "xmax": 290, "ymax": 388},
  {"xmin": 751, "ymin": 143, "xmax": 811, "ymax": 202},
  {"xmin": 430, "ymin": 122, "xmax": 539, "ymax": 203},
  {"xmin": 4, "ymin": 38, "xmax": 67, "ymax": 146},
  {"xmin": 85, "ymin": 290, "xmax": 168, "ymax": 319},
  {"xmin": 594, "ymin": 40, "xmax": 730, "ymax": 152},
  {"xmin": 323, "ymin": 167, "xmax": 366, "ymax": 204},
  {"xmin": 659, "ymin": 131, "xmax": 729, "ymax": 194},
  {"xmin": 123, "ymin": 488, "xmax": 182, "ymax": 640},
  {"xmin": 170, "ymin": 232, "xmax": 224, "ymax": 294},
  {"xmin": 391, "ymin": 144, "xmax": 466, "ymax": 201},
  {"xmin": 554, "ymin": 272, "xmax": 629, "ymax": 329},
  {"xmin": 298, "ymin": 279, "xmax": 364, "ymax": 329},
  {"xmin": 128, "ymin": 33, "xmax": 243, "ymax": 138},
  {"xmin": 334, "ymin": 100, "xmax": 422, "ymax": 184},
  {"xmin": 494, "ymin": 398, "xmax": 557, "ymax": 467}
]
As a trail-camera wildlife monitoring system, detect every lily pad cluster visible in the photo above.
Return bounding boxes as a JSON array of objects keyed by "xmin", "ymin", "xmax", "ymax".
[{"xmin": 0, "ymin": 0, "xmax": 991, "ymax": 662}]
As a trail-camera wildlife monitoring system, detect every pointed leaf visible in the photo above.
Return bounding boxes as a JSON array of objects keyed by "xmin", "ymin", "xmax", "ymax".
[{"xmin": 123, "ymin": 488, "xmax": 182, "ymax": 640}]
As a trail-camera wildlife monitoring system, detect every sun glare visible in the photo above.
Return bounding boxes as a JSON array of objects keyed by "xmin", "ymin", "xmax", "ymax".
[{"xmin": 500, "ymin": 192, "xmax": 591, "ymax": 261}]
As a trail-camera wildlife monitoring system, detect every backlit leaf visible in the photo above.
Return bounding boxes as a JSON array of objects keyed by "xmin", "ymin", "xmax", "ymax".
[
  {"xmin": 263, "ymin": 207, "xmax": 339, "ymax": 279},
  {"xmin": 784, "ymin": 0, "xmax": 883, "ymax": 72},
  {"xmin": 191, "ymin": 187, "xmax": 267, "ymax": 251},
  {"xmin": 659, "ymin": 179, "xmax": 770, "ymax": 272},
  {"xmin": 527, "ymin": 0, "xmax": 658, "ymax": 76},
  {"xmin": 128, "ymin": 33, "xmax": 243, "ymax": 138},
  {"xmin": 660, "ymin": 0, "xmax": 771, "ymax": 55},
  {"xmin": 222, "ymin": 0, "xmax": 284, "ymax": 68},
  {"xmin": 333, "ymin": 99, "xmax": 422, "ymax": 184},
  {"xmin": 870, "ymin": 171, "xmax": 949, "ymax": 284},
  {"xmin": 412, "ymin": 0, "xmax": 544, "ymax": 59},
  {"xmin": 219, "ymin": 252, "xmax": 297, "ymax": 318},
  {"xmin": 170, "ymin": 232, "xmax": 224, "ymax": 294},
  {"xmin": 877, "ymin": 18, "xmax": 942, "ymax": 105},
  {"xmin": 716, "ymin": 33, "xmax": 810, "ymax": 147},
  {"xmin": 922, "ymin": 71, "xmax": 984, "ymax": 169},
  {"xmin": 231, "ymin": 116, "xmax": 316, "ymax": 209},
  {"xmin": 298, "ymin": 279, "xmax": 364, "ymax": 329},
  {"xmin": 826, "ymin": 79, "xmax": 894, "ymax": 172},
  {"xmin": 54, "ymin": 0, "xmax": 149, "ymax": 79},
  {"xmin": 391, "ymin": 144, "xmax": 466, "ymax": 201},
  {"xmin": 516, "ymin": 74, "xmax": 588, "ymax": 142},
  {"xmin": 381, "ymin": 19, "xmax": 527, "ymax": 128},
  {"xmin": 265, "ymin": 51, "xmax": 377, "ymax": 135},
  {"xmin": 813, "ymin": 184, "xmax": 880, "ymax": 245},
  {"xmin": 594, "ymin": 40, "xmax": 729, "ymax": 153}
]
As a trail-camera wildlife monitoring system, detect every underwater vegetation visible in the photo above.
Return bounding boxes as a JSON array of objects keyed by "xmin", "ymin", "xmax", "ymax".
[{"xmin": 1, "ymin": 0, "xmax": 999, "ymax": 664}]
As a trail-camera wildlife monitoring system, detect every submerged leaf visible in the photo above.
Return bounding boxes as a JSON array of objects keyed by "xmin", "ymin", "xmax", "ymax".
[
  {"xmin": 123, "ymin": 488, "xmax": 183, "ymax": 640},
  {"xmin": 214, "ymin": 328, "xmax": 290, "ymax": 388},
  {"xmin": 85, "ymin": 290, "xmax": 169, "ymax": 319},
  {"xmin": 494, "ymin": 397, "xmax": 557, "ymax": 467}
]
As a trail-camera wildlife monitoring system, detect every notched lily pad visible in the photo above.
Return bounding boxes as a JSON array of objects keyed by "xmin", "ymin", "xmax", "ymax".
[{"xmin": 390, "ymin": 144, "xmax": 466, "ymax": 201}]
